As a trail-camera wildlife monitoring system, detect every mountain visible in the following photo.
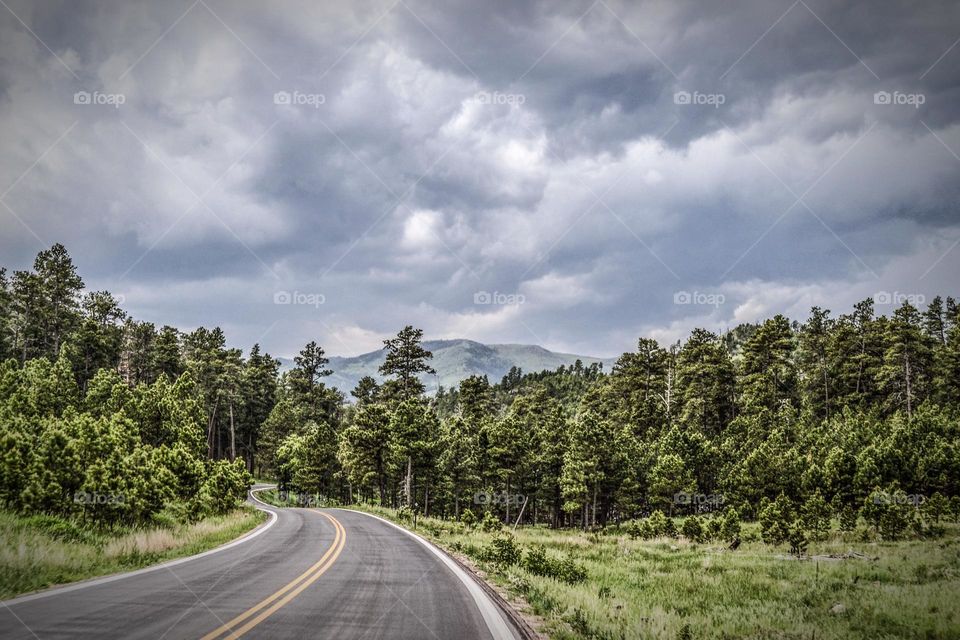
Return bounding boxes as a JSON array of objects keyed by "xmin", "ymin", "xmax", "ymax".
[{"xmin": 279, "ymin": 339, "xmax": 616, "ymax": 396}]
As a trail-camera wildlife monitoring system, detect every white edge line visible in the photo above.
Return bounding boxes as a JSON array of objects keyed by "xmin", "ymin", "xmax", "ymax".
[
  {"xmin": 337, "ymin": 509, "xmax": 519, "ymax": 640},
  {"xmin": 2, "ymin": 487, "xmax": 279, "ymax": 607}
]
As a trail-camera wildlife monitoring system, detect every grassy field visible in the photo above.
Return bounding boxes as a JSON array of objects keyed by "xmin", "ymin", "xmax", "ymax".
[
  {"xmin": 0, "ymin": 507, "xmax": 266, "ymax": 599},
  {"xmin": 344, "ymin": 505, "xmax": 960, "ymax": 640}
]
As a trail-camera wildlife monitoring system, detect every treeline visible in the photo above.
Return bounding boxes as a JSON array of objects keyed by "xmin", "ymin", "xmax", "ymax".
[
  {"xmin": 0, "ymin": 245, "xmax": 260, "ymax": 525},
  {"xmin": 3, "ymin": 244, "xmax": 959, "ymax": 536},
  {"xmin": 275, "ymin": 298, "xmax": 960, "ymax": 535}
]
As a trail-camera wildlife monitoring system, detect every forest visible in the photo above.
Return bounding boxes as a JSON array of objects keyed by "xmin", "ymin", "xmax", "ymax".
[{"xmin": 1, "ymin": 244, "xmax": 958, "ymax": 544}]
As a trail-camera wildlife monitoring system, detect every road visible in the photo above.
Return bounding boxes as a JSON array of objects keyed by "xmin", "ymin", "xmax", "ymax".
[{"xmin": 0, "ymin": 490, "xmax": 522, "ymax": 640}]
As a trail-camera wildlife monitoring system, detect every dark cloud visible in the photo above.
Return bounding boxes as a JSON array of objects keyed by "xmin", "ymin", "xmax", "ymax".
[{"xmin": 1, "ymin": 0, "xmax": 958, "ymax": 357}]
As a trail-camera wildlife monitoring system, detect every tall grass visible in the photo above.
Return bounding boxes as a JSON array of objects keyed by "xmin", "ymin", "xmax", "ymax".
[
  {"xmin": 354, "ymin": 506, "xmax": 960, "ymax": 640},
  {"xmin": 0, "ymin": 508, "xmax": 265, "ymax": 599}
]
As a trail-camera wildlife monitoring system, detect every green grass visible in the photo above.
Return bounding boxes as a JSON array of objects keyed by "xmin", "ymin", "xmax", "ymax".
[
  {"xmin": 0, "ymin": 507, "xmax": 266, "ymax": 599},
  {"xmin": 347, "ymin": 506, "xmax": 960, "ymax": 640}
]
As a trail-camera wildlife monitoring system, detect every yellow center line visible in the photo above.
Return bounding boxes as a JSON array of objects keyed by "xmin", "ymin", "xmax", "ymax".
[{"xmin": 199, "ymin": 510, "xmax": 346, "ymax": 640}]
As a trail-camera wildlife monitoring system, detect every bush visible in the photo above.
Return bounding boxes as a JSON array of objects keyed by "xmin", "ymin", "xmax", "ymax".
[
  {"xmin": 663, "ymin": 515, "xmax": 678, "ymax": 538},
  {"xmin": 839, "ymin": 504, "xmax": 858, "ymax": 532},
  {"xmin": 801, "ymin": 490, "xmax": 831, "ymax": 540},
  {"xmin": 625, "ymin": 518, "xmax": 653, "ymax": 540},
  {"xmin": 787, "ymin": 520, "xmax": 809, "ymax": 556},
  {"xmin": 194, "ymin": 459, "xmax": 251, "ymax": 517},
  {"xmin": 558, "ymin": 556, "xmax": 587, "ymax": 584},
  {"xmin": 460, "ymin": 508, "xmax": 476, "ymax": 528},
  {"xmin": 680, "ymin": 515, "xmax": 704, "ymax": 542},
  {"xmin": 523, "ymin": 544, "xmax": 551, "ymax": 575},
  {"xmin": 950, "ymin": 496, "xmax": 960, "ymax": 522},
  {"xmin": 480, "ymin": 510, "xmax": 502, "ymax": 533},
  {"xmin": 720, "ymin": 506, "xmax": 741, "ymax": 542},
  {"xmin": 521, "ymin": 545, "xmax": 587, "ymax": 584},
  {"xmin": 923, "ymin": 492, "xmax": 949, "ymax": 524},
  {"xmin": 21, "ymin": 514, "xmax": 94, "ymax": 544},
  {"xmin": 482, "ymin": 531, "xmax": 521, "ymax": 567},
  {"xmin": 704, "ymin": 516, "xmax": 722, "ymax": 541},
  {"xmin": 760, "ymin": 494, "xmax": 794, "ymax": 545},
  {"xmin": 648, "ymin": 510, "xmax": 669, "ymax": 537},
  {"xmin": 878, "ymin": 500, "xmax": 911, "ymax": 540}
]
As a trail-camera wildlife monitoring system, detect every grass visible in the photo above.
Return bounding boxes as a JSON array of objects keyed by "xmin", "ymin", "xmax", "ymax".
[
  {"xmin": 0, "ymin": 507, "xmax": 266, "ymax": 599},
  {"xmin": 345, "ymin": 505, "xmax": 960, "ymax": 640}
]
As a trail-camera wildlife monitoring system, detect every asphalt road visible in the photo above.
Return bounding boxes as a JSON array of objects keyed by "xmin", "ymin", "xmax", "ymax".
[{"xmin": 0, "ymin": 490, "xmax": 521, "ymax": 640}]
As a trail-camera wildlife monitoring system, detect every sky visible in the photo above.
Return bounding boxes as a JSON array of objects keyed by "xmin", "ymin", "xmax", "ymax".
[{"xmin": 1, "ymin": 0, "xmax": 958, "ymax": 359}]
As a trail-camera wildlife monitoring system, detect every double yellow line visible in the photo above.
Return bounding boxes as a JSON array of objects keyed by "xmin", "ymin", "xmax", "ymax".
[{"xmin": 200, "ymin": 510, "xmax": 346, "ymax": 640}]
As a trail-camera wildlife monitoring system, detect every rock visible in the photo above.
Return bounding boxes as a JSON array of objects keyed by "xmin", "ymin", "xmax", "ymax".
[{"xmin": 830, "ymin": 603, "xmax": 846, "ymax": 614}]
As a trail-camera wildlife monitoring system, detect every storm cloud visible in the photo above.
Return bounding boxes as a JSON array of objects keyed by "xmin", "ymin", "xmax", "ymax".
[{"xmin": 1, "ymin": 0, "xmax": 958, "ymax": 358}]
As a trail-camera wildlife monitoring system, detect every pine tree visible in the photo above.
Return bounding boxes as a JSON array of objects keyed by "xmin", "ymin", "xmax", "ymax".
[
  {"xmin": 379, "ymin": 326, "xmax": 435, "ymax": 402},
  {"xmin": 797, "ymin": 307, "xmax": 835, "ymax": 422},
  {"xmin": 878, "ymin": 303, "xmax": 932, "ymax": 419}
]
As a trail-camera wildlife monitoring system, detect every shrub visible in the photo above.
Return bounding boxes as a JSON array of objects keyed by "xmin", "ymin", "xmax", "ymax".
[
  {"xmin": 787, "ymin": 520, "xmax": 809, "ymax": 556},
  {"xmin": 801, "ymin": 490, "xmax": 831, "ymax": 540},
  {"xmin": 760, "ymin": 494, "xmax": 794, "ymax": 545},
  {"xmin": 923, "ymin": 492, "xmax": 949, "ymax": 524},
  {"xmin": 21, "ymin": 514, "xmax": 94, "ymax": 544},
  {"xmin": 480, "ymin": 510, "xmax": 502, "ymax": 533},
  {"xmin": 680, "ymin": 515, "xmax": 704, "ymax": 542},
  {"xmin": 721, "ymin": 506, "xmax": 742, "ymax": 542},
  {"xmin": 648, "ymin": 510, "xmax": 669, "ymax": 537},
  {"xmin": 625, "ymin": 518, "xmax": 653, "ymax": 540},
  {"xmin": 839, "ymin": 504, "xmax": 858, "ymax": 532},
  {"xmin": 521, "ymin": 545, "xmax": 587, "ymax": 584},
  {"xmin": 558, "ymin": 556, "xmax": 587, "ymax": 584},
  {"xmin": 482, "ymin": 531, "xmax": 521, "ymax": 566},
  {"xmin": 195, "ymin": 459, "xmax": 251, "ymax": 517},
  {"xmin": 703, "ymin": 516, "xmax": 722, "ymax": 541},
  {"xmin": 878, "ymin": 500, "xmax": 911, "ymax": 540},
  {"xmin": 460, "ymin": 508, "xmax": 477, "ymax": 528},
  {"xmin": 523, "ymin": 544, "xmax": 551, "ymax": 575},
  {"xmin": 663, "ymin": 516, "xmax": 678, "ymax": 538}
]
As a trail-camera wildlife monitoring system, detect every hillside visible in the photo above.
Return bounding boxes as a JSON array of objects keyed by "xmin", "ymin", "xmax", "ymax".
[{"xmin": 281, "ymin": 339, "xmax": 615, "ymax": 395}]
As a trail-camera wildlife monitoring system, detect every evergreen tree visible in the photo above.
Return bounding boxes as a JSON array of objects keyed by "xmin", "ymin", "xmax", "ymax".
[{"xmin": 379, "ymin": 326, "xmax": 435, "ymax": 401}]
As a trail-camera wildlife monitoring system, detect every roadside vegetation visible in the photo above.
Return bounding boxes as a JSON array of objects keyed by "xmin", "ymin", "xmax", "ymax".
[
  {"xmin": 352, "ymin": 504, "xmax": 960, "ymax": 640},
  {"xmin": 0, "ymin": 245, "xmax": 265, "ymax": 597},
  {"xmin": 0, "ymin": 507, "xmax": 264, "ymax": 599}
]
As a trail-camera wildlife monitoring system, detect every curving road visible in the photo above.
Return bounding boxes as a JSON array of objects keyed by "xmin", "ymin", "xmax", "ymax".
[{"xmin": 0, "ymin": 489, "xmax": 522, "ymax": 640}]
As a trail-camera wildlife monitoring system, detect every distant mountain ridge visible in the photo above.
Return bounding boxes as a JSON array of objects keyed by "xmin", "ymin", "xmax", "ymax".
[{"xmin": 279, "ymin": 339, "xmax": 616, "ymax": 395}]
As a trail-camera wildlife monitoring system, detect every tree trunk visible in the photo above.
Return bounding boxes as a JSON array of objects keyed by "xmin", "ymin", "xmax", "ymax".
[
  {"xmin": 207, "ymin": 400, "xmax": 219, "ymax": 459},
  {"xmin": 505, "ymin": 477, "xmax": 511, "ymax": 523},
  {"xmin": 229, "ymin": 403, "xmax": 236, "ymax": 461},
  {"xmin": 904, "ymin": 353, "xmax": 913, "ymax": 420},
  {"xmin": 592, "ymin": 484, "xmax": 598, "ymax": 528}
]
